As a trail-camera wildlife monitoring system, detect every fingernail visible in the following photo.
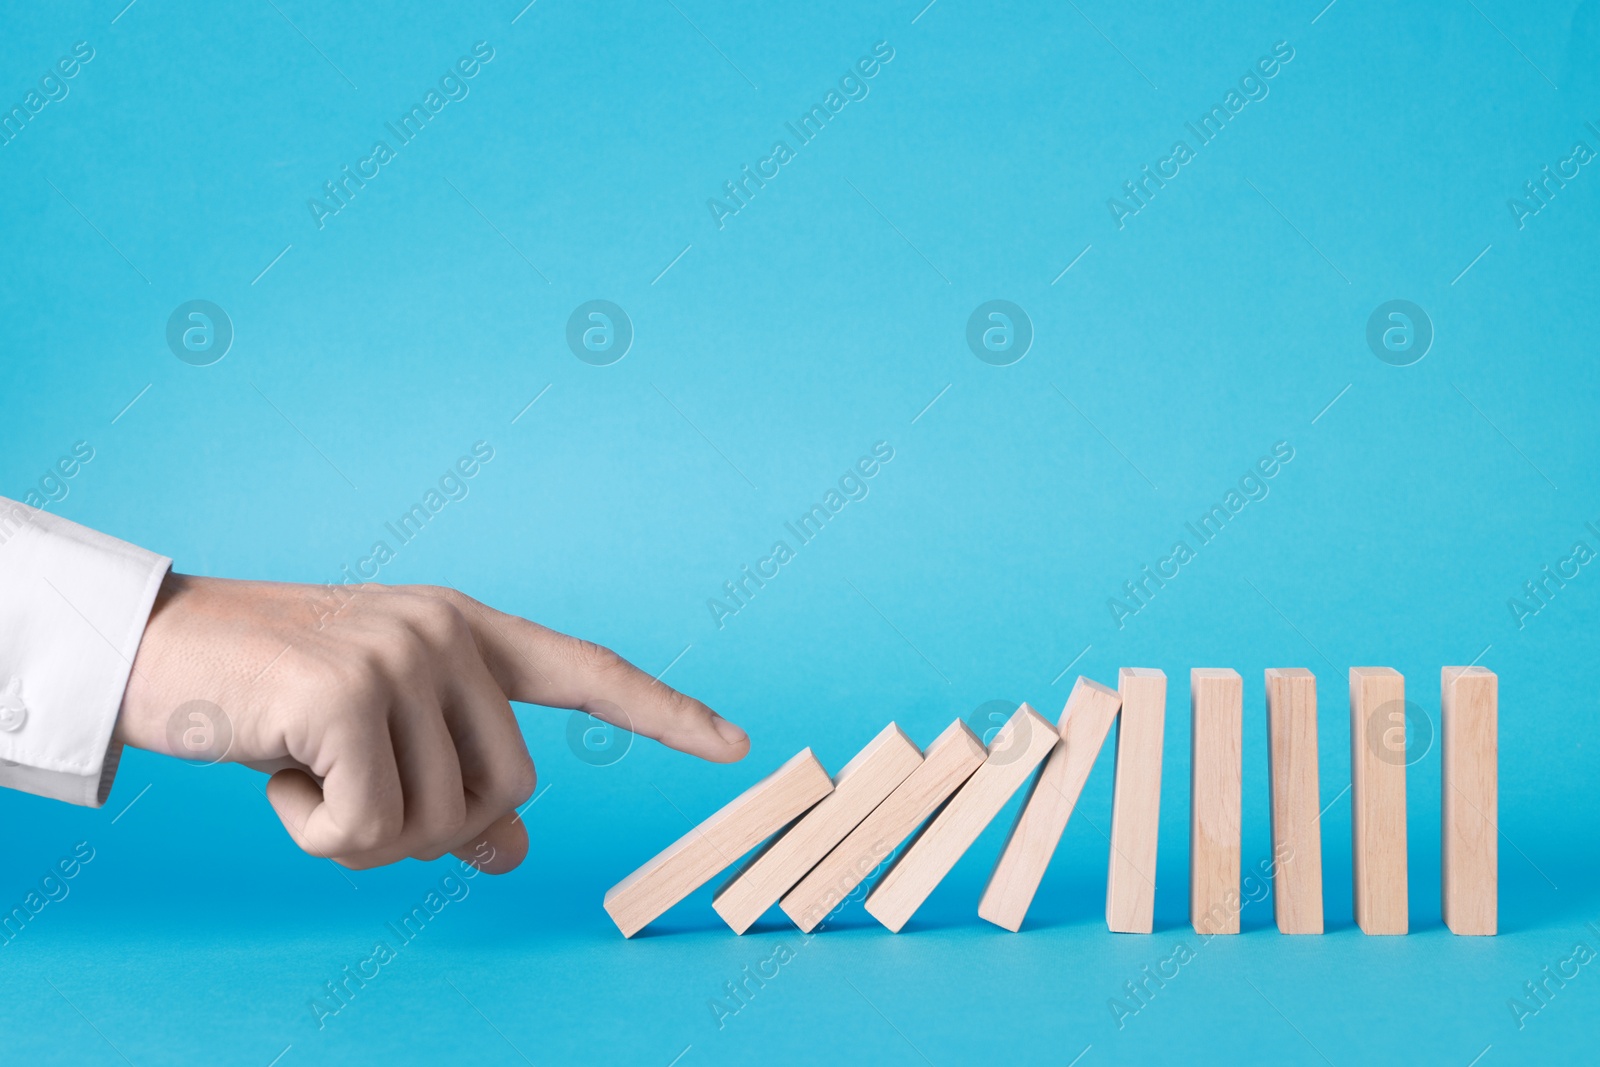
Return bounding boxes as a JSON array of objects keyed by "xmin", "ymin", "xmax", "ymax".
[{"xmin": 711, "ymin": 714, "xmax": 748, "ymax": 746}]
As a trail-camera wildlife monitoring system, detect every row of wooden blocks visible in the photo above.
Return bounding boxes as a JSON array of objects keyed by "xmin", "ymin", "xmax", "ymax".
[{"xmin": 603, "ymin": 666, "xmax": 1498, "ymax": 938}]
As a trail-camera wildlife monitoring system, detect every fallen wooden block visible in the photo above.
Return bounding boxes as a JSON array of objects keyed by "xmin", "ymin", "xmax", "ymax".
[
  {"xmin": 1265, "ymin": 668, "xmax": 1324, "ymax": 934},
  {"xmin": 1190, "ymin": 668, "xmax": 1242, "ymax": 935},
  {"xmin": 603, "ymin": 748, "xmax": 834, "ymax": 938},
  {"xmin": 780, "ymin": 720, "xmax": 985, "ymax": 933},
  {"xmin": 979, "ymin": 677, "xmax": 1123, "ymax": 932},
  {"xmin": 1106, "ymin": 667, "xmax": 1166, "ymax": 934},
  {"xmin": 1442, "ymin": 666, "xmax": 1497, "ymax": 936},
  {"xmin": 713, "ymin": 723, "xmax": 923, "ymax": 934},
  {"xmin": 865, "ymin": 704, "xmax": 1059, "ymax": 932},
  {"xmin": 1350, "ymin": 666, "xmax": 1408, "ymax": 935}
]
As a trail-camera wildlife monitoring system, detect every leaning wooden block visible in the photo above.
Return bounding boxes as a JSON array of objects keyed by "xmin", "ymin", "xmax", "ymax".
[
  {"xmin": 713, "ymin": 723, "xmax": 923, "ymax": 934},
  {"xmin": 979, "ymin": 677, "xmax": 1122, "ymax": 932},
  {"xmin": 1350, "ymin": 666, "xmax": 1408, "ymax": 935},
  {"xmin": 865, "ymin": 704, "xmax": 1059, "ymax": 933},
  {"xmin": 1190, "ymin": 668, "xmax": 1242, "ymax": 935},
  {"xmin": 780, "ymin": 720, "xmax": 985, "ymax": 933},
  {"xmin": 1265, "ymin": 668, "xmax": 1324, "ymax": 934},
  {"xmin": 1442, "ymin": 666, "xmax": 1497, "ymax": 936},
  {"xmin": 1106, "ymin": 667, "xmax": 1166, "ymax": 934},
  {"xmin": 603, "ymin": 748, "xmax": 833, "ymax": 938}
]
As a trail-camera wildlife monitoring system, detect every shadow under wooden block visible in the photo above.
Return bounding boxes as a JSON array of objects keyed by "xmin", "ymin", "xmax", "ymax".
[
  {"xmin": 713, "ymin": 723, "xmax": 923, "ymax": 934},
  {"xmin": 979, "ymin": 676, "xmax": 1122, "ymax": 932},
  {"xmin": 1190, "ymin": 668, "xmax": 1241, "ymax": 935},
  {"xmin": 1350, "ymin": 666, "xmax": 1408, "ymax": 935},
  {"xmin": 1266, "ymin": 667, "xmax": 1324, "ymax": 934},
  {"xmin": 780, "ymin": 720, "xmax": 985, "ymax": 933},
  {"xmin": 1107, "ymin": 667, "xmax": 1165, "ymax": 934},
  {"xmin": 1443, "ymin": 666, "xmax": 1497, "ymax": 936},
  {"xmin": 603, "ymin": 749, "xmax": 833, "ymax": 938}
]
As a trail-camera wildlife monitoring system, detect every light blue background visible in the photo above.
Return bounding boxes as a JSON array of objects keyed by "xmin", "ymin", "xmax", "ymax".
[{"xmin": 3, "ymin": 0, "xmax": 1598, "ymax": 1063}]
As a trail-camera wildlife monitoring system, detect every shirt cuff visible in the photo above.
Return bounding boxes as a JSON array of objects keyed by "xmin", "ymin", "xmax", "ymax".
[{"xmin": 0, "ymin": 496, "xmax": 171, "ymax": 807}]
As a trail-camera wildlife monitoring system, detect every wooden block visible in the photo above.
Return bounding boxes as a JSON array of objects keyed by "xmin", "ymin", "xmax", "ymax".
[
  {"xmin": 780, "ymin": 720, "xmax": 985, "ymax": 933},
  {"xmin": 1442, "ymin": 666, "xmax": 1497, "ymax": 936},
  {"xmin": 603, "ymin": 749, "xmax": 833, "ymax": 938},
  {"xmin": 712, "ymin": 723, "xmax": 923, "ymax": 934},
  {"xmin": 1265, "ymin": 668, "xmax": 1324, "ymax": 934},
  {"xmin": 1106, "ymin": 667, "xmax": 1166, "ymax": 934},
  {"xmin": 1350, "ymin": 666, "xmax": 1408, "ymax": 935},
  {"xmin": 979, "ymin": 677, "xmax": 1123, "ymax": 931},
  {"xmin": 1190, "ymin": 668, "xmax": 1242, "ymax": 935},
  {"xmin": 864, "ymin": 704, "xmax": 1059, "ymax": 932}
]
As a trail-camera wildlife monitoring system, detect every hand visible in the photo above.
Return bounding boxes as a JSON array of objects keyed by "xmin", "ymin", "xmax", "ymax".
[{"xmin": 115, "ymin": 575, "xmax": 749, "ymax": 873}]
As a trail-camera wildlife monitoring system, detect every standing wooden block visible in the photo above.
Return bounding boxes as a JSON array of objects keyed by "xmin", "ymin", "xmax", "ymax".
[
  {"xmin": 1442, "ymin": 666, "xmax": 1497, "ymax": 936},
  {"xmin": 780, "ymin": 720, "xmax": 985, "ymax": 933},
  {"xmin": 1190, "ymin": 668, "xmax": 1242, "ymax": 935},
  {"xmin": 713, "ymin": 723, "xmax": 923, "ymax": 934},
  {"xmin": 864, "ymin": 704, "xmax": 1059, "ymax": 933},
  {"xmin": 1106, "ymin": 668, "xmax": 1166, "ymax": 934},
  {"xmin": 1350, "ymin": 666, "xmax": 1408, "ymax": 935},
  {"xmin": 1265, "ymin": 668, "xmax": 1324, "ymax": 934},
  {"xmin": 603, "ymin": 749, "xmax": 833, "ymax": 938},
  {"xmin": 979, "ymin": 677, "xmax": 1123, "ymax": 931}
]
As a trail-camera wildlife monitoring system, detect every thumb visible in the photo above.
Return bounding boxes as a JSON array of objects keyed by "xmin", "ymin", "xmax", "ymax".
[
  {"xmin": 452, "ymin": 809, "xmax": 529, "ymax": 875},
  {"xmin": 445, "ymin": 593, "xmax": 750, "ymax": 764}
]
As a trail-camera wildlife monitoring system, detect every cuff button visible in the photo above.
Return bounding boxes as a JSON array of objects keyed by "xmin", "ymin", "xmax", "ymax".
[{"xmin": 0, "ymin": 678, "xmax": 28, "ymax": 732}]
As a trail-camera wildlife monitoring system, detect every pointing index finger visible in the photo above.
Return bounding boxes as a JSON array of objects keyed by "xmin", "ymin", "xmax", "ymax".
[{"xmin": 447, "ymin": 593, "xmax": 750, "ymax": 764}]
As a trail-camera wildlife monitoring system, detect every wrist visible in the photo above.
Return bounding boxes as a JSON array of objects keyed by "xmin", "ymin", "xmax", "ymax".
[{"xmin": 114, "ymin": 570, "xmax": 188, "ymax": 752}]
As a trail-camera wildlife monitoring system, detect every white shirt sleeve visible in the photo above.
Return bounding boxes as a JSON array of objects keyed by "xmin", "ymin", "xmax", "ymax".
[{"xmin": 0, "ymin": 495, "xmax": 170, "ymax": 807}]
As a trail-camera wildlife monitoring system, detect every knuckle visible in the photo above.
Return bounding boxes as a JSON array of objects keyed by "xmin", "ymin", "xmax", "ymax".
[
  {"xmin": 393, "ymin": 582, "xmax": 448, "ymax": 600},
  {"xmin": 332, "ymin": 854, "xmax": 378, "ymax": 871},
  {"xmin": 418, "ymin": 584, "xmax": 467, "ymax": 606},
  {"xmin": 420, "ymin": 795, "xmax": 469, "ymax": 847},
  {"xmin": 281, "ymin": 825, "xmax": 324, "ymax": 857},
  {"xmin": 651, "ymin": 680, "xmax": 710, "ymax": 727},
  {"xmin": 335, "ymin": 819, "xmax": 395, "ymax": 857},
  {"xmin": 392, "ymin": 593, "xmax": 474, "ymax": 653},
  {"xmin": 363, "ymin": 808, "xmax": 406, "ymax": 851},
  {"xmin": 493, "ymin": 755, "xmax": 537, "ymax": 811},
  {"xmin": 412, "ymin": 835, "xmax": 459, "ymax": 863},
  {"xmin": 571, "ymin": 639, "xmax": 625, "ymax": 675},
  {"xmin": 329, "ymin": 655, "xmax": 389, "ymax": 709},
  {"xmin": 349, "ymin": 619, "xmax": 431, "ymax": 690},
  {"xmin": 511, "ymin": 757, "xmax": 537, "ymax": 807},
  {"xmin": 421, "ymin": 584, "xmax": 481, "ymax": 614},
  {"xmin": 355, "ymin": 795, "xmax": 405, "ymax": 848},
  {"xmin": 424, "ymin": 600, "xmax": 473, "ymax": 648}
]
